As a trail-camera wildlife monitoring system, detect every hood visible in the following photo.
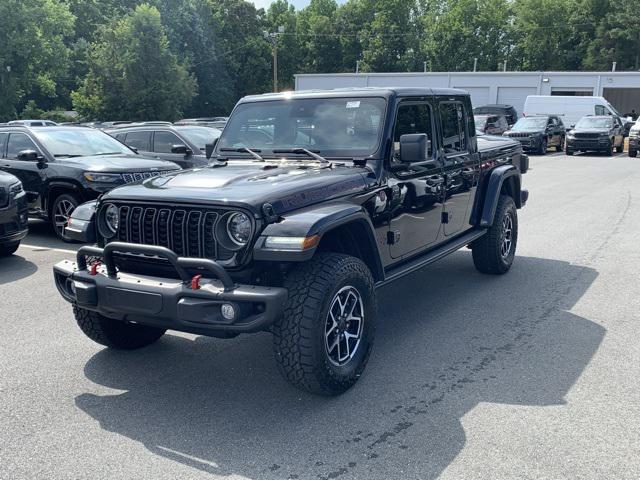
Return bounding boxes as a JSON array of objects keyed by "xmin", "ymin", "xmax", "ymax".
[
  {"xmin": 477, "ymin": 134, "xmax": 520, "ymax": 152},
  {"xmin": 101, "ymin": 161, "xmax": 370, "ymax": 215},
  {"xmin": 0, "ymin": 170, "xmax": 20, "ymax": 186},
  {"xmin": 571, "ymin": 128, "xmax": 609, "ymax": 134},
  {"xmin": 62, "ymin": 154, "xmax": 180, "ymax": 172},
  {"xmin": 505, "ymin": 129, "xmax": 543, "ymax": 135}
]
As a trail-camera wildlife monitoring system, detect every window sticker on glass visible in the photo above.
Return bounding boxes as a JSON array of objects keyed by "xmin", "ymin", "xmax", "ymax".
[{"xmin": 346, "ymin": 101, "xmax": 360, "ymax": 109}]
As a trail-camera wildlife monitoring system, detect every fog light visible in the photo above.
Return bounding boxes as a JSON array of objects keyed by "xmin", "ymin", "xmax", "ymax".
[{"xmin": 221, "ymin": 303, "xmax": 235, "ymax": 320}]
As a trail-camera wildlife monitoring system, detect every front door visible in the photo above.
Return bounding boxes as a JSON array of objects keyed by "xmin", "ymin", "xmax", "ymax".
[
  {"xmin": 152, "ymin": 131, "xmax": 192, "ymax": 168},
  {"xmin": 388, "ymin": 99, "xmax": 445, "ymax": 259},
  {"xmin": 1, "ymin": 132, "xmax": 48, "ymax": 207},
  {"xmin": 438, "ymin": 99, "xmax": 476, "ymax": 236}
]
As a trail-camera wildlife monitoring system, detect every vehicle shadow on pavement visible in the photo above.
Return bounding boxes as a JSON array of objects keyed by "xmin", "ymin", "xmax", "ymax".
[
  {"xmin": 75, "ymin": 252, "xmax": 604, "ymax": 480},
  {"xmin": 0, "ymin": 254, "xmax": 38, "ymax": 285}
]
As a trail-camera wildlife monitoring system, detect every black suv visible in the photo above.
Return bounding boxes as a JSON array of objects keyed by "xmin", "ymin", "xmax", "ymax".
[
  {"xmin": 109, "ymin": 125, "xmax": 222, "ymax": 169},
  {"xmin": 473, "ymin": 104, "xmax": 518, "ymax": 126},
  {"xmin": 54, "ymin": 88, "xmax": 528, "ymax": 395},
  {"xmin": 566, "ymin": 115, "xmax": 625, "ymax": 156},
  {"xmin": 0, "ymin": 171, "xmax": 28, "ymax": 256},
  {"xmin": 503, "ymin": 115, "xmax": 565, "ymax": 155},
  {"xmin": 0, "ymin": 126, "xmax": 181, "ymax": 241}
]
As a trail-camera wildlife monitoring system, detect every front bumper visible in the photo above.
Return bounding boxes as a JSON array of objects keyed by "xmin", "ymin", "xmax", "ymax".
[
  {"xmin": 53, "ymin": 242, "xmax": 287, "ymax": 336},
  {"xmin": 0, "ymin": 191, "xmax": 29, "ymax": 244},
  {"xmin": 566, "ymin": 137, "xmax": 610, "ymax": 151}
]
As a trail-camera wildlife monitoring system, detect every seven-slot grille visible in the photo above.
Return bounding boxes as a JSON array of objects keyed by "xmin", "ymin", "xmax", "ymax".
[
  {"xmin": 508, "ymin": 133, "xmax": 533, "ymax": 138},
  {"xmin": 121, "ymin": 171, "xmax": 165, "ymax": 184},
  {"xmin": 111, "ymin": 204, "xmax": 236, "ymax": 260}
]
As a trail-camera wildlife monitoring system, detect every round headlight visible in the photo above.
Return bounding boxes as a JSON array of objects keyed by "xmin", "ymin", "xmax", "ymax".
[
  {"xmin": 104, "ymin": 204, "xmax": 119, "ymax": 234},
  {"xmin": 226, "ymin": 212, "xmax": 252, "ymax": 246}
]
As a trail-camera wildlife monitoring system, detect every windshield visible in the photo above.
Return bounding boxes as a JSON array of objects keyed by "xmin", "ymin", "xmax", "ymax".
[
  {"xmin": 217, "ymin": 97, "xmax": 386, "ymax": 158},
  {"xmin": 176, "ymin": 126, "xmax": 221, "ymax": 151},
  {"xmin": 511, "ymin": 117, "xmax": 547, "ymax": 130},
  {"xmin": 576, "ymin": 117, "xmax": 612, "ymax": 129},
  {"xmin": 33, "ymin": 129, "xmax": 133, "ymax": 157}
]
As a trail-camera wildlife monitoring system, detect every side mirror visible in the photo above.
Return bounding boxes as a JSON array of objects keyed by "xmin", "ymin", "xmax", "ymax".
[
  {"xmin": 17, "ymin": 149, "xmax": 41, "ymax": 162},
  {"xmin": 399, "ymin": 133, "xmax": 430, "ymax": 163},
  {"xmin": 205, "ymin": 138, "xmax": 218, "ymax": 159},
  {"xmin": 171, "ymin": 144, "xmax": 192, "ymax": 155}
]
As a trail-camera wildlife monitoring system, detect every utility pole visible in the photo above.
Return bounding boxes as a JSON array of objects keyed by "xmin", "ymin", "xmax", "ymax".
[
  {"xmin": 265, "ymin": 26, "xmax": 285, "ymax": 93},
  {"xmin": 473, "ymin": 58, "xmax": 478, "ymax": 72}
]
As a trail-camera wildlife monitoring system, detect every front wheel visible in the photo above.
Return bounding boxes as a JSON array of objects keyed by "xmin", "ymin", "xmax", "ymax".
[
  {"xmin": 50, "ymin": 193, "xmax": 80, "ymax": 242},
  {"xmin": 615, "ymin": 142, "xmax": 623, "ymax": 153},
  {"xmin": 556, "ymin": 137, "xmax": 564, "ymax": 152},
  {"xmin": 74, "ymin": 307, "xmax": 166, "ymax": 349},
  {"xmin": 272, "ymin": 253, "xmax": 376, "ymax": 396},
  {"xmin": 538, "ymin": 138, "xmax": 547, "ymax": 155},
  {"xmin": 472, "ymin": 195, "xmax": 518, "ymax": 274},
  {"xmin": 0, "ymin": 241, "xmax": 20, "ymax": 257},
  {"xmin": 629, "ymin": 149, "xmax": 638, "ymax": 158}
]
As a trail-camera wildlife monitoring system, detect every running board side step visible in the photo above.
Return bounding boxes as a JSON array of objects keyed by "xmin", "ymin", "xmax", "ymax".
[{"xmin": 377, "ymin": 229, "xmax": 486, "ymax": 288}]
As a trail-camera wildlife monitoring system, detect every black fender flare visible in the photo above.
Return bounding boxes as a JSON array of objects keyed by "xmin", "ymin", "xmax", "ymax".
[
  {"xmin": 64, "ymin": 200, "xmax": 98, "ymax": 243},
  {"xmin": 253, "ymin": 202, "xmax": 384, "ymax": 281},
  {"xmin": 44, "ymin": 179, "xmax": 87, "ymax": 211},
  {"xmin": 474, "ymin": 165, "xmax": 522, "ymax": 228}
]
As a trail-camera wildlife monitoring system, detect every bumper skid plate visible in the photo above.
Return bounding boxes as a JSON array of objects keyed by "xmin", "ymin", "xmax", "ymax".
[{"xmin": 53, "ymin": 242, "xmax": 287, "ymax": 335}]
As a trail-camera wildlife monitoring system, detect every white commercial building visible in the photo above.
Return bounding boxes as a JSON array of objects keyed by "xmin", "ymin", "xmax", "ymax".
[{"xmin": 295, "ymin": 71, "xmax": 640, "ymax": 116}]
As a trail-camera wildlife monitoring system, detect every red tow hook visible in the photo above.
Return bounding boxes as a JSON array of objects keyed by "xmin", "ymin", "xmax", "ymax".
[
  {"xmin": 90, "ymin": 261, "xmax": 101, "ymax": 276},
  {"xmin": 191, "ymin": 274, "xmax": 203, "ymax": 290}
]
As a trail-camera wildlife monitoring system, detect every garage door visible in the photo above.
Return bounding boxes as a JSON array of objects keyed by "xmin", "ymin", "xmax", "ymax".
[
  {"xmin": 497, "ymin": 87, "xmax": 537, "ymax": 116},
  {"xmin": 603, "ymin": 88, "xmax": 640, "ymax": 116},
  {"xmin": 453, "ymin": 87, "xmax": 490, "ymax": 109}
]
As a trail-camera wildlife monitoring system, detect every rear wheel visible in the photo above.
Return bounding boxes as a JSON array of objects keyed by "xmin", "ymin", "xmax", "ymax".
[
  {"xmin": 629, "ymin": 149, "xmax": 638, "ymax": 158},
  {"xmin": 615, "ymin": 142, "xmax": 623, "ymax": 153},
  {"xmin": 50, "ymin": 193, "xmax": 80, "ymax": 242},
  {"xmin": 472, "ymin": 195, "xmax": 518, "ymax": 275},
  {"xmin": 272, "ymin": 253, "xmax": 376, "ymax": 396},
  {"xmin": 74, "ymin": 306, "xmax": 166, "ymax": 349},
  {"xmin": 0, "ymin": 241, "xmax": 20, "ymax": 257},
  {"xmin": 556, "ymin": 136, "xmax": 564, "ymax": 152},
  {"xmin": 565, "ymin": 145, "xmax": 574, "ymax": 156}
]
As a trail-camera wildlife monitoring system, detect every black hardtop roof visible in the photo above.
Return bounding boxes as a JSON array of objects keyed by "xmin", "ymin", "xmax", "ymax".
[
  {"xmin": 474, "ymin": 104, "xmax": 515, "ymax": 109},
  {"xmin": 240, "ymin": 87, "xmax": 469, "ymax": 103}
]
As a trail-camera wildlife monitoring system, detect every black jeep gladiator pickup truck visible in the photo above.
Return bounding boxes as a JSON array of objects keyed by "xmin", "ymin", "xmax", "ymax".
[{"xmin": 53, "ymin": 88, "xmax": 528, "ymax": 395}]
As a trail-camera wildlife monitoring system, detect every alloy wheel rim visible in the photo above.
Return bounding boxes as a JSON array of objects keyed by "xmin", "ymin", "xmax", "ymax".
[
  {"xmin": 54, "ymin": 199, "xmax": 76, "ymax": 236},
  {"xmin": 324, "ymin": 285, "xmax": 364, "ymax": 366},
  {"xmin": 500, "ymin": 212, "xmax": 513, "ymax": 258}
]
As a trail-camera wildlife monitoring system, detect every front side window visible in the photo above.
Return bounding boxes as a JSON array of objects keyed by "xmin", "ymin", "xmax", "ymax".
[
  {"xmin": 595, "ymin": 105, "xmax": 608, "ymax": 116},
  {"xmin": 153, "ymin": 131, "xmax": 182, "ymax": 153},
  {"xmin": 217, "ymin": 97, "xmax": 386, "ymax": 158},
  {"xmin": 7, "ymin": 133, "xmax": 39, "ymax": 159},
  {"xmin": 393, "ymin": 103, "xmax": 434, "ymax": 160},
  {"xmin": 439, "ymin": 102, "xmax": 467, "ymax": 153}
]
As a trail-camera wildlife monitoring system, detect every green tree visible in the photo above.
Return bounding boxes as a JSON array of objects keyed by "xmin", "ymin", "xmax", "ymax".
[
  {"xmin": 296, "ymin": 0, "xmax": 343, "ymax": 75},
  {"xmin": 0, "ymin": 0, "xmax": 74, "ymax": 121},
  {"xmin": 72, "ymin": 4, "xmax": 197, "ymax": 121},
  {"xmin": 266, "ymin": 0, "xmax": 301, "ymax": 91}
]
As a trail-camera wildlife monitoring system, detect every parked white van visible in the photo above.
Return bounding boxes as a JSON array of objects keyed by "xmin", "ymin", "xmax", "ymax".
[{"xmin": 523, "ymin": 96, "xmax": 627, "ymax": 129}]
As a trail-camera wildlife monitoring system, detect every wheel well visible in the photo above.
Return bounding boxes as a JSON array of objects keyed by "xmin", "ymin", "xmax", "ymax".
[
  {"xmin": 46, "ymin": 185, "xmax": 81, "ymax": 215},
  {"xmin": 316, "ymin": 222, "xmax": 383, "ymax": 282},
  {"xmin": 500, "ymin": 175, "xmax": 522, "ymax": 208}
]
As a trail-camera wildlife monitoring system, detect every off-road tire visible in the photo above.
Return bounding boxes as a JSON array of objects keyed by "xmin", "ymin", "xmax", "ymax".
[
  {"xmin": 556, "ymin": 137, "xmax": 564, "ymax": 152},
  {"xmin": 74, "ymin": 306, "xmax": 166, "ymax": 349},
  {"xmin": 629, "ymin": 149, "xmax": 638, "ymax": 158},
  {"xmin": 50, "ymin": 193, "xmax": 80, "ymax": 242},
  {"xmin": 272, "ymin": 253, "xmax": 376, "ymax": 396},
  {"xmin": 565, "ymin": 146, "xmax": 574, "ymax": 156},
  {"xmin": 472, "ymin": 194, "xmax": 518, "ymax": 275},
  {"xmin": 615, "ymin": 143, "xmax": 623, "ymax": 153},
  {"xmin": 0, "ymin": 242, "xmax": 20, "ymax": 256}
]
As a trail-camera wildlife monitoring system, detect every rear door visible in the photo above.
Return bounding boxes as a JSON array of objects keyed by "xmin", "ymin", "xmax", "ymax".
[{"xmin": 438, "ymin": 98, "xmax": 477, "ymax": 236}]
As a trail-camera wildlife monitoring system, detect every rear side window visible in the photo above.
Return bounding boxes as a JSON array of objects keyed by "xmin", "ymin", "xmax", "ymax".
[
  {"xmin": 153, "ymin": 131, "xmax": 182, "ymax": 153},
  {"xmin": 7, "ymin": 133, "xmax": 39, "ymax": 159},
  {"xmin": 439, "ymin": 102, "xmax": 467, "ymax": 153},
  {"xmin": 124, "ymin": 131, "xmax": 151, "ymax": 151}
]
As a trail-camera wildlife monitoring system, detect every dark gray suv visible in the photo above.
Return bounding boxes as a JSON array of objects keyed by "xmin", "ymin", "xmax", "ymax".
[{"xmin": 109, "ymin": 125, "xmax": 221, "ymax": 169}]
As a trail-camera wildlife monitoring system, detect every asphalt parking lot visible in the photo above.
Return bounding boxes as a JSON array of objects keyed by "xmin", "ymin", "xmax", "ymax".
[{"xmin": 1, "ymin": 151, "xmax": 639, "ymax": 480}]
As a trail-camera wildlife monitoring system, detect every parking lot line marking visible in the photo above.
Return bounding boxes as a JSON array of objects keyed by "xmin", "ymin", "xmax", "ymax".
[{"xmin": 20, "ymin": 244, "xmax": 78, "ymax": 254}]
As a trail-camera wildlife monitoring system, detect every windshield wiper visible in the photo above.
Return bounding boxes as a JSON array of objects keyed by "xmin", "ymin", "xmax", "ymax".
[
  {"xmin": 220, "ymin": 147, "xmax": 264, "ymax": 162},
  {"xmin": 93, "ymin": 152, "xmax": 123, "ymax": 156},
  {"xmin": 272, "ymin": 148, "xmax": 329, "ymax": 164},
  {"xmin": 54, "ymin": 154, "xmax": 83, "ymax": 158}
]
